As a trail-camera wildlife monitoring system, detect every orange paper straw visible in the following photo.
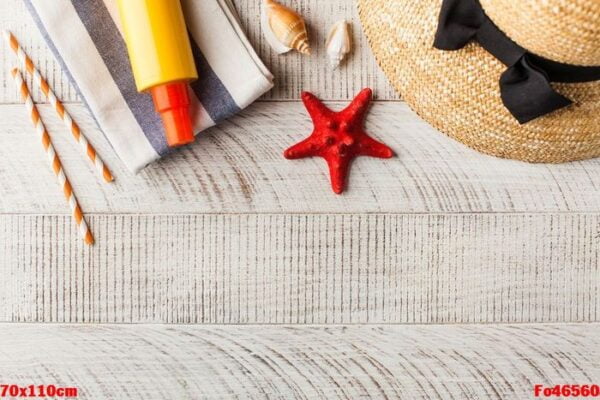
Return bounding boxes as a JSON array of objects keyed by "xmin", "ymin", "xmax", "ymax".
[
  {"xmin": 11, "ymin": 68, "xmax": 94, "ymax": 245},
  {"xmin": 4, "ymin": 30, "xmax": 114, "ymax": 183}
]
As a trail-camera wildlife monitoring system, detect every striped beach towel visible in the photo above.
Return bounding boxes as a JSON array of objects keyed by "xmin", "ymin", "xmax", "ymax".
[{"xmin": 24, "ymin": 0, "xmax": 274, "ymax": 173}]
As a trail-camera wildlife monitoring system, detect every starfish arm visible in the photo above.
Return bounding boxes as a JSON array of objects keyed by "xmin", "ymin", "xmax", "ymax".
[
  {"xmin": 357, "ymin": 134, "xmax": 394, "ymax": 158},
  {"xmin": 340, "ymin": 88, "xmax": 372, "ymax": 126},
  {"xmin": 284, "ymin": 136, "xmax": 318, "ymax": 159},
  {"xmin": 302, "ymin": 91, "xmax": 333, "ymax": 124},
  {"xmin": 325, "ymin": 155, "xmax": 351, "ymax": 194}
]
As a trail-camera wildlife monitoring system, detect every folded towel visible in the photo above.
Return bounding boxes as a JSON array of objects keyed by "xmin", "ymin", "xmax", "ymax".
[{"xmin": 24, "ymin": 0, "xmax": 274, "ymax": 172}]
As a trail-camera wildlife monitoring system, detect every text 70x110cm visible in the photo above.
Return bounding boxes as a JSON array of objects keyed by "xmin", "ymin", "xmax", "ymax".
[{"xmin": 0, "ymin": 385, "xmax": 78, "ymax": 398}]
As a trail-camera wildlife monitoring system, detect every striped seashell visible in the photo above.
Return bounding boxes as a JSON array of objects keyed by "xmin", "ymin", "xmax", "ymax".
[{"xmin": 262, "ymin": 0, "xmax": 311, "ymax": 55}]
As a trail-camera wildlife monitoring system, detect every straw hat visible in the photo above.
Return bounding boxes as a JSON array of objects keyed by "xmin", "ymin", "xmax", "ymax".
[{"xmin": 357, "ymin": 0, "xmax": 600, "ymax": 162}]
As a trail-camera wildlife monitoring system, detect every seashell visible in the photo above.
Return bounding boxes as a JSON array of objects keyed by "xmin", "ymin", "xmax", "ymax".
[
  {"xmin": 262, "ymin": 0, "xmax": 311, "ymax": 55},
  {"xmin": 326, "ymin": 20, "xmax": 352, "ymax": 69}
]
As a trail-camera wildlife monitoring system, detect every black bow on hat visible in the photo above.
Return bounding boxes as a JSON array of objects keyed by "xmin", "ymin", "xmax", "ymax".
[{"xmin": 434, "ymin": 0, "xmax": 600, "ymax": 124}]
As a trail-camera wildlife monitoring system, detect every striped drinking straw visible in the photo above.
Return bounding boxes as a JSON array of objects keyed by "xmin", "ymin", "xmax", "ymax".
[
  {"xmin": 3, "ymin": 30, "xmax": 114, "ymax": 183},
  {"xmin": 11, "ymin": 68, "xmax": 94, "ymax": 245}
]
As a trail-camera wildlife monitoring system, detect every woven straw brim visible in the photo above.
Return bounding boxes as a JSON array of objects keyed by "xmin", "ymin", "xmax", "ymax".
[{"xmin": 358, "ymin": 0, "xmax": 600, "ymax": 162}]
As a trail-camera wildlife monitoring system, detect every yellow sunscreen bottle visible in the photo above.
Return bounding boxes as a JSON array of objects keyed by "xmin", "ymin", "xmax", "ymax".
[{"xmin": 117, "ymin": 0, "xmax": 198, "ymax": 147}]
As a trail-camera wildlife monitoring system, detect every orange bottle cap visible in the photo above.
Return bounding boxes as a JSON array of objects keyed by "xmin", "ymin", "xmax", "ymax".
[{"xmin": 150, "ymin": 82, "xmax": 195, "ymax": 147}]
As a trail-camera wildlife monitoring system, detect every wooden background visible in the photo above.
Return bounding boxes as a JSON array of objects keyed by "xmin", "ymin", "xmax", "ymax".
[{"xmin": 1, "ymin": 0, "xmax": 599, "ymax": 398}]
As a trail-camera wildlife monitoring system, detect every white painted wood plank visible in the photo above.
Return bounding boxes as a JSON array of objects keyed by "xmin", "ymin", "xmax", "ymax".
[
  {"xmin": 1, "ymin": 213, "xmax": 598, "ymax": 324},
  {"xmin": 1, "ymin": 102, "xmax": 600, "ymax": 214},
  {"xmin": 0, "ymin": 324, "xmax": 597, "ymax": 399},
  {"xmin": 0, "ymin": 0, "xmax": 396, "ymax": 103}
]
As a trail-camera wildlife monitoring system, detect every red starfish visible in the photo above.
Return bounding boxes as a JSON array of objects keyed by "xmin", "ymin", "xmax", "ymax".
[{"xmin": 284, "ymin": 88, "xmax": 394, "ymax": 194}]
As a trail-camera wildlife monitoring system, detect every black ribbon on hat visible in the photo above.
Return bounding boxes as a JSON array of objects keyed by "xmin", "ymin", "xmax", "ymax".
[{"xmin": 433, "ymin": 0, "xmax": 600, "ymax": 124}]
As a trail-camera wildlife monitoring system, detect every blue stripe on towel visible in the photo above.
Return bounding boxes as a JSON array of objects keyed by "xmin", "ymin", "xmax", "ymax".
[
  {"xmin": 70, "ymin": 0, "xmax": 170, "ymax": 155},
  {"xmin": 189, "ymin": 38, "xmax": 241, "ymax": 122}
]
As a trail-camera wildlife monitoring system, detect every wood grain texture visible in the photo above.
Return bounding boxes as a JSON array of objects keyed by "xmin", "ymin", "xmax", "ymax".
[
  {"xmin": 0, "ymin": 324, "xmax": 598, "ymax": 399},
  {"xmin": 0, "ymin": 0, "xmax": 396, "ymax": 103},
  {"xmin": 1, "ymin": 213, "xmax": 598, "ymax": 324},
  {"xmin": 1, "ymin": 102, "xmax": 600, "ymax": 214}
]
